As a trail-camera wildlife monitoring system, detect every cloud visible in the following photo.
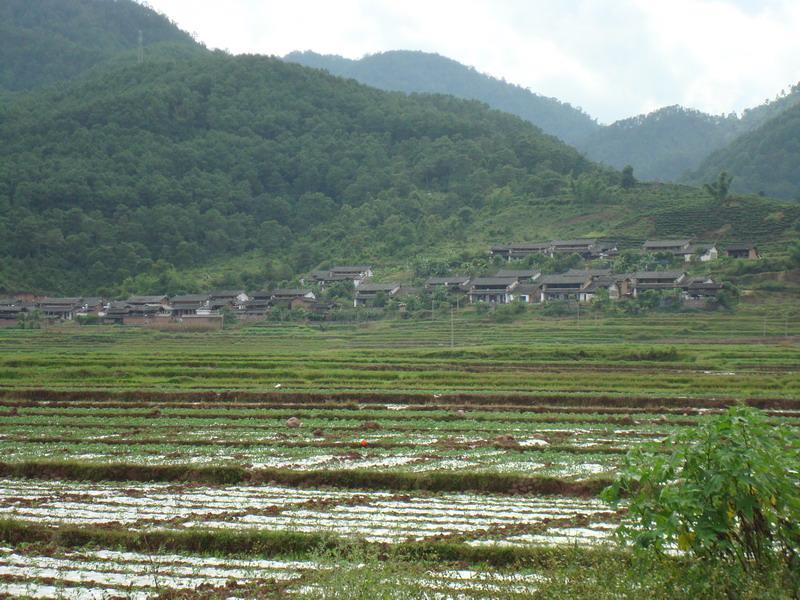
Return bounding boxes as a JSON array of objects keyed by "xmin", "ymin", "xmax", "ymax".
[{"xmin": 142, "ymin": 0, "xmax": 800, "ymax": 123}]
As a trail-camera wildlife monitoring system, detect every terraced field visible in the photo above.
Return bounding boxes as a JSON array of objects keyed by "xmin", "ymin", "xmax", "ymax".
[{"xmin": 0, "ymin": 309, "xmax": 797, "ymax": 597}]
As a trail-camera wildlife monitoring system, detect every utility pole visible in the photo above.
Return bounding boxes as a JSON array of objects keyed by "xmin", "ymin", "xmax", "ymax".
[
  {"xmin": 138, "ymin": 30, "xmax": 144, "ymax": 64},
  {"xmin": 450, "ymin": 307, "xmax": 454, "ymax": 348}
]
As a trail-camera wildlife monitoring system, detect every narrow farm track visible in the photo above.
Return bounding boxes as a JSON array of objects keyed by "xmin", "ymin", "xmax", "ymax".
[{"xmin": 0, "ymin": 317, "xmax": 797, "ymax": 597}]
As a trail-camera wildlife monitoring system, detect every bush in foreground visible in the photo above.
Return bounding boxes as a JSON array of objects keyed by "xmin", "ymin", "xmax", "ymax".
[{"xmin": 603, "ymin": 406, "xmax": 800, "ymax": 584}]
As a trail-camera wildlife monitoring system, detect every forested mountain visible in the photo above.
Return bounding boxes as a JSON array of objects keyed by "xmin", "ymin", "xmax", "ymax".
[
  {"xmin": 284, "ymin": 50, "xmax": 601, "ymax": 147},
  {"xmin": 687, "ymin": 102, "xmax": 800, "ymax": 200},
  {"xmin": 285, "ymin": 51, "xmax": 800, "ymax": 188},
  {"xmin": 0, "ymin": 0, "xmax": 198, "ymax": 91},
  {"xmin": 0, "ymin": 50, "xmax": 595, "ymax": 294},
  {"xmin": 581, "ymin": 87, "xmax": 800, "ymax": 183},
  {"xmin": 579, "ymin": 107, "xmax": 741, "ymax": 181}
]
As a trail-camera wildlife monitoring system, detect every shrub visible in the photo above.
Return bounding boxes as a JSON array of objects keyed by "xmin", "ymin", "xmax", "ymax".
[{"xmin": 602, "ymin": 406, "xmax": 800, "ymax": 572}]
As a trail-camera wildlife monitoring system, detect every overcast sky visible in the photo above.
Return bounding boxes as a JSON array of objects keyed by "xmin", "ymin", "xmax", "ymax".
[{"xmin": 142, "ymin": 0, "xmax": 800, "ymax": 124}]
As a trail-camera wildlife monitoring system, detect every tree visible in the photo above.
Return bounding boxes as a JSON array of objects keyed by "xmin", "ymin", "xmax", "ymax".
[
  {"xmin": 602, "ymin": 406, "xmax": 800, "ymax": 571},
  {"xmin": 620, "ymin": 165, "xmax": 636, "ymax": 189},
  {"xmin": 704, "ymin": 171, "xmax": 733, "ymax": 201}
]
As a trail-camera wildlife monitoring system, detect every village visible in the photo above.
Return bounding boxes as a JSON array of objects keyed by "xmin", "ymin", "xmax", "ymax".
[{"xmin": 0, "ymin": 238, "xmax": 759, "ymax": 329}]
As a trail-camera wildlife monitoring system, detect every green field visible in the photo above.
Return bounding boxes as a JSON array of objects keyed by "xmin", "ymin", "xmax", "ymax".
[{"xmin": 0, "ymin": 306, "xmax": 798, "ymax": 597}]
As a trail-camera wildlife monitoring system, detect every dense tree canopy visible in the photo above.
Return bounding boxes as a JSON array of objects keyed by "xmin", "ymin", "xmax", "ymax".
[
  {"xmin": 0, "ymin": 0, "xmax": 198, "ymax": 91},
  {"xmin": 0, "ymin": 51, "xmax": 594, "ymax": 294},
  {"xmin": 688, "ymin": 102, "xmax": 800, "ymax": 200},
  {"xmin": 285, "ymin": 50, "xmax": 601, "ymax": 147}
]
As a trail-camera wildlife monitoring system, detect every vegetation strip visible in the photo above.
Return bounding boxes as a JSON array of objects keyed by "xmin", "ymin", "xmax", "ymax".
[
  {"xmin": 2, "ymin": 389, "xmax": 798, "ymax": 409},
  {"xmin": 3, "ymin": 398, "xmax": 799, "ymax": 417},
  {"xmin": 0, "ymin": 518, "xmax": 625, "ymax": 569},
  {"xmin": 0, "ymin": 461, "xmax": 611, "ymax": 496},
  {"xmin": 3, "ymin": 435, "xmax": 633, "ymax": 454}
]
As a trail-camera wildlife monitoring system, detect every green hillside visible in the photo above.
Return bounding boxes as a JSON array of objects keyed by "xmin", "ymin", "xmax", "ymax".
[
  {"xmin": 0, "ymin": 50, "xmax": 595, "ymax": 294},
  {"xmin": 284, "ymin": 50, "xmax": 601, "ymax": 146},
  {"xmin": 579, "ymin": 106, "xmax": 740, "ymax": 181},
  {"xmin": 285, "ymin": 51, "xmax": 800, "ymax": 187},
  {"xmin": 687, "ymin": 101, "xmax": 800, "ymax": 201},
  {"xmin": 582, "ymin": 88, "xmax": 800, "ymax": 184},
  {"xmin": 0, "ymin": 0, "xmax": 198, "ymax": 91}
]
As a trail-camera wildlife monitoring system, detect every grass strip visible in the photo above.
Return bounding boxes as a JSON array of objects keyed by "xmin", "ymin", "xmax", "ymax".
[
  {"xmin": 0, "ymin": 460, "xmax": 611, "ymax": 496},
  {"xmin": 0, "ymin": 518, "xmax": 622, "ymax": 569},
  {"xmin": 2, "ymin": 389, "xmax": 798, "ymax": 409}
]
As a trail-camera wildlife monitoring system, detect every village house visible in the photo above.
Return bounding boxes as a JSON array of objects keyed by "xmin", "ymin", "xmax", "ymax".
[
  {"xmin": 467, "ymin": 277, "xmax": 519, "ymax": 304},
  {"xmin": 494, "ymin": 269, "xmax": 542, "ymax": 283},
  {"xmin": 643, "ymin": 239, "xmax": 693, "ymax": 260},
  {"xmin": 626, "ymin": 271, "xmax": 687, "ymax": 297},
  {"xmin": 125, "ymin": 296, "xmax": 170, "ymax": 321},
  {"xmin": 354, "ymin": 283, "xmax": 401, "ymax": 307},
  {"xmin": 38, "ymin": 297, "xmax": 83, "ymax": 321},
  {"xmin": 170, "ymin": 294, "xmax": 211, "ymax": 317},
  {"xmin": 725, "ymin": 243, "xmax": 760, "ymax": 260},
  {"xmin": 538, "ymin": 274, "xmax": 593, "ymax": 303},
  {"xmin": 515, "ymin": 283, "xmax": 541, "ymax": 303},
  {"xmin": 209, "ymin": 290, "xmax": 250, "ymax": 311},
  {"xmin": 424, "ymin": 276, "xmax": 471, "ymax": 291},
  {"xmin": 681, "ymin": 277, "xmax": 725, "ymax": 307},
  {"xmin": 0, "ymin": 298, "xmax": 31, "ymax": 325},
  {"xmin": 550, "ymin": 239, "xmax": 601, "ymax": 259},
  {"xmin": 490, "ymin": 242, "xmax": 551, "ymax": 261},
  {"xmin": 689, "ymin": 243, "xmax": 719, "ymax": 262},
  {"xmin": 103, "ymin": 301, "xmax": 131, "ymax": 324},
  {"xmin": 292, "ymin": 297, "xmax": 336, "ymax": 314},
  {"xmin": 242, "ymin": 291, "xmax": 272, "ymax": 318},
  {"xmin": 305, "ymin": 265, "xmax": 373, "ymax": 289},
  {"xmin": 80, "ymin": 298, "xmax": 105, "ymax": 316},
  {"xmin": 270, "ymin": 289, "xmax": 316, "ymax": 309},
  {"xmin": 578, "ymin": 276, "xmax": 623, "ymax": 302}
]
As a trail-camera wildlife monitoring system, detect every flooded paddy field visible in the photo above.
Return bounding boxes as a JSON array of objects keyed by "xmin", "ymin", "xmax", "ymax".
[{"xmin": 0, "ymin": 322, "xmax": 797, "ymax": 597}]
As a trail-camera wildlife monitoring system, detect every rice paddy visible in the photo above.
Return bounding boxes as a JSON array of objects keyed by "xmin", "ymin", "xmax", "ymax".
[{"xmin": 0, "ymin": 307, "xmax": 797, "ymax": 597}]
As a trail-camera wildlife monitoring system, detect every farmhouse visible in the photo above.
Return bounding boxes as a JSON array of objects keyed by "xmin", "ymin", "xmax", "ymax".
[
  {"xmin": 643, "ymin": 239, "xmax": 694, "ymax": 260},
  {"xmin": 425, "ymin": 276, "xmax": 471, "ymax": 291},
  {"xmin": 126, "ymin": 296, "xmax": 170, "ymax": 318},
  {"xmin": 271, "ymin": 289, "xmax": 316, "ymax": 309},
  {"xmin": 725, "ymin": 243, "xmax": 760, "ymax": 260},
  {"xmin": 354, "ymin": 283, "xmax": 401, "ymax": 307},
  {"xmin": 467, "ymin": 277, "xmax": 519, "ymax": 304},
  {"xmin": 170, "ymin": 294, "xmax": 211, "ymax": 317},
  {"xmin": 103, "ymin": 301, "xmax": 131, "ymax": 324},
  {"xmin": 538, "ymin": 274, "xmax": 593, "ymax": 302},
  {"xmin": 38, "ymin": 297, "xmax": 83, "ymax": 320},
  {"xmin": 550, "ymin": 239, "xmax": 599, "ymax": 258},
  {"xmin": 494, "ymin": 269, "xmax": 542, "ymax": 283},
  {"xmin": 0, "ymin": 298, "xmax": 31, "ymax": 325},
  {"xmin": 243, "ymin": 291, "xmax": 272, "ymax": 317},
  {"xmin": 681, "ymin": 277, "xmax": 725, "ymax": 307},
  {"xmin": 490, "ymin": 242, "xmax": 551, "ymax": 260},
  {"xmin": 689, "ymin": 243, "xmax": 718, "ymax": 262},
  {"xmin": 209, "ymin": 290, "xmax": 250, "ymax": 311},
  {"xmin": 627, "ymin": 271, "xmax": 687, "ymax": 297},
  {"xmin": 306, "ymin": 265, "xmax": 373, "ymax": 288},
  {"xmin": 579, "ymin": 276, "xmax": 622, "ymax": 302}
]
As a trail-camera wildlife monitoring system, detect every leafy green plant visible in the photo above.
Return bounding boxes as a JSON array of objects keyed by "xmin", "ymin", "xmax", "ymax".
[{"xmin": 603, "ymin": 406, "xmax": 800, "ymax": 571}]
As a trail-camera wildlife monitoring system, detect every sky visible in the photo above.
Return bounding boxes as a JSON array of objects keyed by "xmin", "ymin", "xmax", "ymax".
[{"xmin": 142, "ymin": 0, "xmax": 800, "ymax": 124}]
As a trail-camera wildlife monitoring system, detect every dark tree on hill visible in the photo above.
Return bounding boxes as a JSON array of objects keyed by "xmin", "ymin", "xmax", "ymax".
[
  {"xmin": 620, "ymin": 165, "xmax": 636, "ymax": 189},
  {"xmin": 704, "ymin": 171, "xmax": 734, "ymax": 201}
]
